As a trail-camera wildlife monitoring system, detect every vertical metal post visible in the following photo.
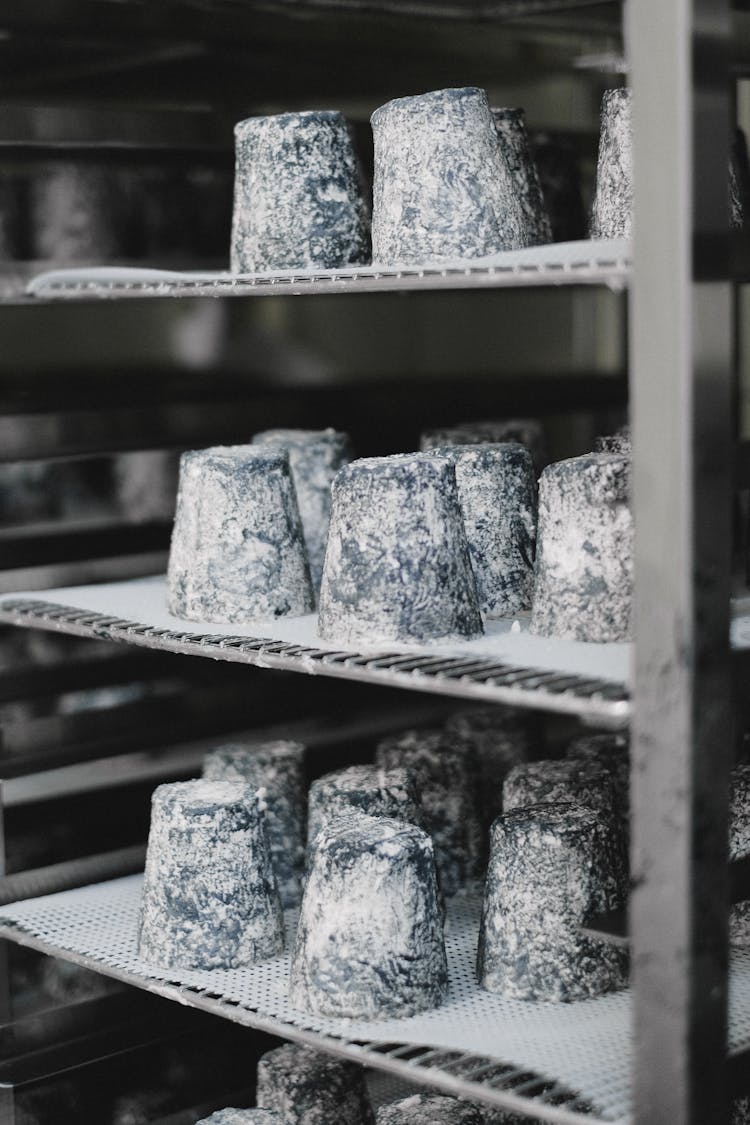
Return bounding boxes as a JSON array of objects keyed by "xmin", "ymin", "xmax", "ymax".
[
  {"xmin": 629, "ymin": 0, "xmax": 733, "ymax": 1121},
  {"xmin": 0, "ymin": 785, "xmax": 9, "ymax": 1027}
]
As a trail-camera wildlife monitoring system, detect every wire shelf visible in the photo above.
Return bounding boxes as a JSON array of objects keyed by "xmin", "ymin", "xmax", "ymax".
[
  {"xmin": 2, "ymin": 874, "xmax": 750, "ymax": 1125},
  {"xmin": 0, "ymin": 579, "xmax": 632, "ymax": 726},
  {"xmin": 24, "ymin": 240, "xmax": 631, "ymax": 302}
]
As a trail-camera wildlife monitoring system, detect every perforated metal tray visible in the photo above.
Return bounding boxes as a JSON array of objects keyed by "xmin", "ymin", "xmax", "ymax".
[
  {"xmin": 2, "ymin": 875, "xmax": 750, "ymax": 1125},
  {"xmin": 0, "ymin": 578, "xmax": 632, "ymax": 726}
]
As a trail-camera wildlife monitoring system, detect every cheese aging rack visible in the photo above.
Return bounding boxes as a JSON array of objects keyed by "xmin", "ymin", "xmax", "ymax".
[{"xmin": 0, "ymin": 1, "xmax": 744, "ymax": 1124}]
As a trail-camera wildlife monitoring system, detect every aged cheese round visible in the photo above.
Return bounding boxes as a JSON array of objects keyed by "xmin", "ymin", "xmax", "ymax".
[
  {"xmin": 371, "ymin": 87, "xmax": 525, "ymax": 266},
  {"xmin": 138, "ymin": 780, "xmax": 284, "ymax": 970},
  {"xmin": 167, "ymin": 445, "xmax": 313, "ymax": 625},
  {"xmin": 231, "ymin": 110, "xmax": 369, "ymax": 272},
  {"xmin": 290, "ymin": 811, "xmax": 447, "ymax": 1018},
  {"xmin": 256, "ymin": 1043, "xmax": 374, "ymax": 1125},
  {"xmin": 203, "ymin": 739, "xmax": 306, "ymax": 908},
  {"xmin": 318, "ymin": 453, "xmax": 483, "ymax": 645}
]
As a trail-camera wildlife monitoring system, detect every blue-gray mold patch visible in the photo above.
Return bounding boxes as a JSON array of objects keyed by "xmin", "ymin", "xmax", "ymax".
[
  {"xmin": 370, "ymin": 87, "xmax": 526, "ymax": 266},
  {"xmin": 138, "ymin": 780, "xmax": 284, "ymax": 971},
  {"xmin": 306, "ymin": 764, "xmax": 423, "ymax": 858},
  {"xmin": 491, "ymin": 108, "xmax": 552, "ymax": 247},
  {"xmin": 376, "ymin": 728, "xmax": 483, "ymax": 895},
  {"xmin": 230, "ymin": 110, "xmax": 370, "ymax": 273},
  {"xmin": 252, "ymin": 428, "xmax": 352, "ymax": 595},
  {"xmin": 590, "ymin": 88, "xmax": 632, "ymax": 240},
  {"xmin": 427, "ymin": 443, "xmax": 537, "ymax": 618},
  {"xmin": 167, "ymin": 445, "xmax": 313, "ymax": 626},
  {"xmin": 530, "ymin": 452, "xmax": 632, "ymax": 643},
  {"xmin": 256, "ymin": 1042, "xmax": 375, "ymax": 1125},
  {"xmin": 318, "ymin": 453, "xmax": 483, "ymax": 645},
  {"xmin": 203, "ymin": 739, "xmax": 306, "ymax": 908},
  {"xmin": 290, "ymin": 811, "xmax": 447, "ymax": 1019},
  {"xmin": 477, "ymin": 804, "xmax": 628, "ymax": 1002},
  {"xmin": 376, "ymin": 1095, "xmax": 484, "ymax": 1125}
]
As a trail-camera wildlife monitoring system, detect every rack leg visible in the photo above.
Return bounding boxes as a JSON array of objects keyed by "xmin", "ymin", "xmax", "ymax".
[{"xmin": 629, "ymin": 0, "xmax": 734, "ymax": 1122}]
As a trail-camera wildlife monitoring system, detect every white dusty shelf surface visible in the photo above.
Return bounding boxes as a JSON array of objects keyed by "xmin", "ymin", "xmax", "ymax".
[
  {"xmin": 0, "ymin": 576, "xmax": 632, "ymax": 725},
  {"xmin": 25, "ymin": 239, "xmax": 631, "ymax": 301},
  {"xmin": 1, "ymin": 876, "xmax": 750, "ymax": 1125},
  {"xmin": 3, "ymin": 579, "xmax": 747, "ymax": 723}
]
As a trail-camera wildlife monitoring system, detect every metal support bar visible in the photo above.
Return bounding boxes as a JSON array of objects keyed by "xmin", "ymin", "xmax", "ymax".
[{"xmin": 629, "ymin": 0, "xmax": 734, "ymax": 1121}]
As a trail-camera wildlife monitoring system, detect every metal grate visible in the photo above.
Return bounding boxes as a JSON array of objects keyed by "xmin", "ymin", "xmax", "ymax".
[
  {"xmin": 0, "ymin": 591, "xmax": 631, "ymax": 725},
  {"xmin": 25, "ymin": 240, "xmax": 631, "ymax": 302}
]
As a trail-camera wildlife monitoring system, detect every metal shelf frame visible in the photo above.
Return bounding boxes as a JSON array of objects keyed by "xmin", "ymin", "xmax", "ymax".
[
  {"xmin": 628, "ymin": 1, "xmax": 735, "ymax": 1123},
  {"xmin": 0, "ymin": 0, "xmax": 741, "ymax": 1123}
]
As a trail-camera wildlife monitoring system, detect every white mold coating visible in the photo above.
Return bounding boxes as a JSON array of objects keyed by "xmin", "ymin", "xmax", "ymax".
[
  {"xmin": 196, "ymin": 1111, "xmax": 283, "ymax": 1125},
  {"xmin": 477, "ymin": 803, "xmax": 627, "ymax": 1002},
  {"xmin": 256, "ymin": 1042, "xmax": 375, "ymax": 1125},
  {"xmin": 306, "ymin": 763, "xmax": 423, "ymax": 857},
  {"xmin": 376, "ymin": 1094, "xmax": 484, "ymax": 1125},
  {"xmin": 731, "ymin": 764, "xmax": 750, "ymax": 945},
  {"xmin": 491, "ymin": 107, "xmax": 552, "ymax": 248},
  {"xmin": 376, "ymin": 728, "xmax": 483, "ymax": 895}
]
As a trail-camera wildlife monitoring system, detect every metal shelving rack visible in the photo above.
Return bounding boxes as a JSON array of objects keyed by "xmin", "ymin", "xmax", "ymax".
[{"xmin": 0, "ymin": 0, "xmax": 742, "ymax": 1123}]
